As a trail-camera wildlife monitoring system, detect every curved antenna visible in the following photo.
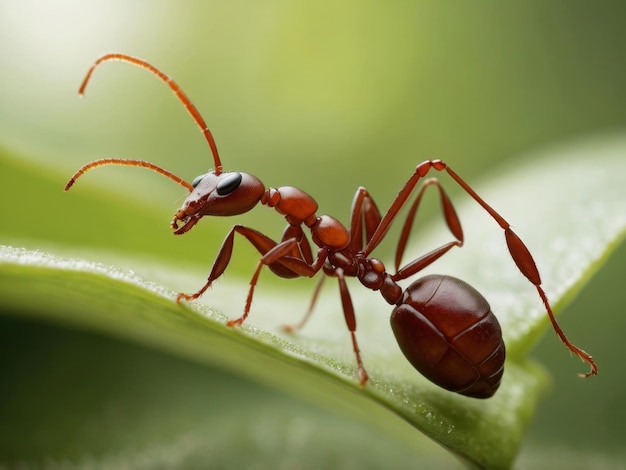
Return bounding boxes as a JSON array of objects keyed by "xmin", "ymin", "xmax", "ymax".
[
  {"xmin": 64, "ymin": 158, "xmax": 194, "ymax": 192},
  {"xmin": 79, "ymin": 53, "xmax": 223, "ymax": 175}
]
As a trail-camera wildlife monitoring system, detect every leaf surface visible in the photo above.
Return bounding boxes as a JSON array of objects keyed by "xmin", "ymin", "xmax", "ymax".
[{"xmin": 1, "ymin": 133, "xmax": 625, "ymax": 468}]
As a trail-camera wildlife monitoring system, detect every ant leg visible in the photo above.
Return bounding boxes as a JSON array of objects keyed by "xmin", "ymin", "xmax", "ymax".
[
  {"xmin": 281, "ymin": 275, "xmax": 326, "ymax": 333},
  {"xmin": 179, "ymin": 223, "xmax": 328, "ymax": 329},
  {"xmin": 391, "ymin": 241, "xmax": 462, "ymax": 283},
  {"xmin": 387, "ymin": 179, "xmax": 464, "ymax": 282},
  {"xmin": 348, "ymin": 187, "xmax": 383, "ymax": 251},
  {"xmin": 395, "ymin": 177, "xmax": 463, "ymax": 272},
  {"xmin": 227, "ymin": 239, "xmax": 328, "ymax": 327},
  {"xmin": 348, "ymin": 176, "xmax": 464, "ymax": 281},
  {"xmin": 177, "ymin": 225, "xmax": 320, "ymax": 302},
  {"xmin": 336, "ymin": 268, "xmax": 368, "ymax": 385},
  {"xmin": 176, "ymin": 225, "xmax": 276, "ymax": 303},
  {"xmin": 281, "ymin": 224, "xmax": 314, "ymax": 264},
  {"xmin": 506, "ymin": 229, "xmax": 598, "ymax": 377},
  {"xmin": 268, "ymin": 224, "xmax": 314, "ymax": 278}
]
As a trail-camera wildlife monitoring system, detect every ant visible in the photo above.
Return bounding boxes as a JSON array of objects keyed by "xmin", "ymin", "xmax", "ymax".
[{"xmin": 65, "ymin": 53, "xmax": 597, "ymax": 398}]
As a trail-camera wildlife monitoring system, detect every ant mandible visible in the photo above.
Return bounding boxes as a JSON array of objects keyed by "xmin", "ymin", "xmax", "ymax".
[{"xmin": 65, "ymin": 53, "xmax": 597, "ymax": 398}]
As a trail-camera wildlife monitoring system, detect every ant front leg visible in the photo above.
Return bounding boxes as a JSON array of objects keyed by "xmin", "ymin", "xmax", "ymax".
[
  {"xmin": 176, "ymin": 225, "xmax": 277, "ymax": 303},
  {"xmin": 268, "ymin": 224, "xmax": 315, "ymax": 278},
  {"xmin": 177, "ymin": 224, "xmax": 328, "ymax": 326}
]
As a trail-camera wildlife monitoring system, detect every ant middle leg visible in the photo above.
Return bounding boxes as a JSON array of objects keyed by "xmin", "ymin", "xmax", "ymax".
[
  {"xmin": 226, "ymin": 237, "xmax": 327, "ymax": 327},
  {"xmin": 177, "ymin": 224, "xmax": 322, "ymax": 305},
  {"xmin": 336, "ymin": 268, "xmax": 368, "ymax": 385}
]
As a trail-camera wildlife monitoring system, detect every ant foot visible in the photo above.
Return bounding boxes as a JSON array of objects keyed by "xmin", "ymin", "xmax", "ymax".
[{"xmin": 226, "ymin": 318, "xmax": 244, "ymax": 327}]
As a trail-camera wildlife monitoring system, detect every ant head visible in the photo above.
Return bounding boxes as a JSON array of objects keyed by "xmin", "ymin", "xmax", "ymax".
[
  {"xmin": 67, "ymin": 54, "xmax": 269, "ymax": 236},
  {"xmin": 171, "ymin": 170, "xmax": 265, "ymax": 234}
]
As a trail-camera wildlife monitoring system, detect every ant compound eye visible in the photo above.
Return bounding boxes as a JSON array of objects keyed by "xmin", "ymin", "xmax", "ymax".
[
  {"xmin": 217, "ymin": 172, "xmax": 243, "ymax": 196},
  {"xmin": 191, "ymin": 173, "xmax": 208, "ymax": 188}
]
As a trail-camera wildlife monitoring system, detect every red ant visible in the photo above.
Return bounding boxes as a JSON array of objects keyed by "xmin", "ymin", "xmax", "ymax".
[{"xmin": 65, "ymin": 53, "xmax": 597, "ymax": 398}]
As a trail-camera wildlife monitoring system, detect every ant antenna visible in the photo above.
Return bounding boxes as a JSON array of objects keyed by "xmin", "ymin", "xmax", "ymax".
[
  {"xmin": 79, "ymin": 53, "xmax": 223, "ymax": 175},
  {"xmin": 64, "ymin": 158, "xmax": 194, "ymax": 192}
]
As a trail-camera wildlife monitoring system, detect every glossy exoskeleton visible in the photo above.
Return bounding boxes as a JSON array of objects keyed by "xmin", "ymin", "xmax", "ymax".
[
  {"xmin": 65, "ymin": 53, "xmax": 596, "ymax": 398},
  {"xmin": 392, "ymin": 275, "xmax": 504, "ymax": 397}
]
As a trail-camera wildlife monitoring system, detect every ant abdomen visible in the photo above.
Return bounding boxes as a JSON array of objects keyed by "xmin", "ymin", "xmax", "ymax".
[{"xmin": 391, "ymin": 274, "xmax": 505, "ymax": 398}]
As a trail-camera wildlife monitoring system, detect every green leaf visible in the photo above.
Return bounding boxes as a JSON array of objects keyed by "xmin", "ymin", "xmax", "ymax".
[{"xmin": 1, "ymin": 133, "xmax": 625, "ymax": 468}]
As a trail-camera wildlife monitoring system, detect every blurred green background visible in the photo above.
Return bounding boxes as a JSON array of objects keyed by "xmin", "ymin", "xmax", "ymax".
[{"xmin": 1, "ymin": 1, "xmax": 626, "ymax": 467}]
